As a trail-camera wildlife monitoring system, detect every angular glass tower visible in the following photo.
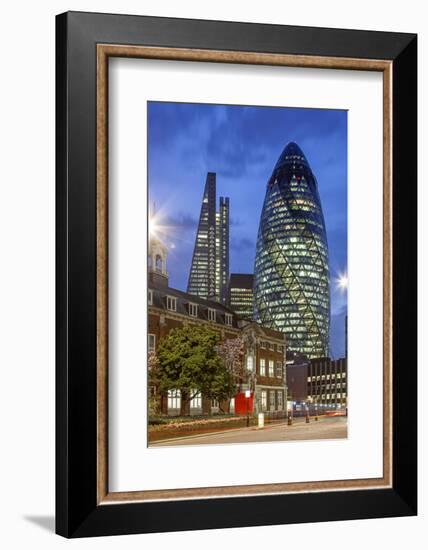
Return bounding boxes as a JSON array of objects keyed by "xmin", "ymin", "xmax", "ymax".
[
  {"xmin": 254, "ymin": 142, "xmax": 330, "ymax": 358},
  {"xmin": 187, "ymin": 173, "xmax": 229, "ymax": 303},
  {"xmin": 216, "ymin": 197, "xmax": 230, "ymax": 303}
]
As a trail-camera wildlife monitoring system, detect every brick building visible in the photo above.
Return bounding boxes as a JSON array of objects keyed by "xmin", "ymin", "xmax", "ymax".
[{"xmin": 148, "ymin": 234, "xmax": 287, "ymax": 417}]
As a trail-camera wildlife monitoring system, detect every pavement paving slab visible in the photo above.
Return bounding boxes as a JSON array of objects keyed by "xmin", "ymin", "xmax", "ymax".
[{"xmin": 150, "ymin": 416, "xmax": 347, "ymax": 447}]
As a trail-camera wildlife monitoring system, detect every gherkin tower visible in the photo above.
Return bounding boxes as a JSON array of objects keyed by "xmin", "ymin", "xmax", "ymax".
[{"xmin": 254, "ymin": 142, "xmax": 330, "ymax": 358}]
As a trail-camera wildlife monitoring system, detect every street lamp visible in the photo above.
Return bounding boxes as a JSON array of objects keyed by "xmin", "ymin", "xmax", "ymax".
[
  {"xmin": 304, "ymin": 400, "xmax": 310, "ymax": 423},
  {"xmin": 287, "ymin": 396, "xmax": 295, "ymax": 426},
  {"xmin": 245, "ymin": 389, "xmax": 251, "ymax": 427},
  {"xmin": 307, "ymin": 395, "xmax": 318, "ymax": 421}
]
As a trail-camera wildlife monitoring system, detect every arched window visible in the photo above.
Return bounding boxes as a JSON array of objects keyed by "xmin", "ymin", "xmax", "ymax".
[{"xmin": 155, "ymin": 254, "xmax": 163, "ymax": 272}]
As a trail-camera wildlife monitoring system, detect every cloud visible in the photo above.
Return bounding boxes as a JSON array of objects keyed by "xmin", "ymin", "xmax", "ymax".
[
  {"xmin": 165, "ymin": 212, "xmax": 198, "ymax": 232},
  {"xmin": 230, "ymin": 236, "xmax": 254, "ymax": 252},
  {"xmin": 148, "ymin": 101, "xmax": 348, "ymax": 354},
  {"xmin": 230, "ymin": 217, "xmax": 243, "ymax": 227},
  {"xmin": 331, "ymin": 302, "xmax": 348, "ymax": 318}
]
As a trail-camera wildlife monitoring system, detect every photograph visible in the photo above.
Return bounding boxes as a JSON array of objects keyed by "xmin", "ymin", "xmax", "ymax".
[
  {"xmin": 146, "ymin": 101, "xmax": 348, "ymax": 447},
  {"xmin": 0, "ymin": 1, "xmax": 419, "ymax": 545}
]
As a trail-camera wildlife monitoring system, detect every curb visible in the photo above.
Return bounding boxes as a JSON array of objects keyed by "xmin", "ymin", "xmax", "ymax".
[{"xmin": 150, "ymin": 420, "xmax": 294, "ymax": 445}]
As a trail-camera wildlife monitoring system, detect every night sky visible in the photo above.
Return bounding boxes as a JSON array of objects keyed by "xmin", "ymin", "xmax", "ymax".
[{"xmin": 148, "ymin": 102, "xmax": 348, "ymax": 358}]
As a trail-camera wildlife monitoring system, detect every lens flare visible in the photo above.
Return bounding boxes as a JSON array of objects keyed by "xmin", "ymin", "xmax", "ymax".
[{"xmin": 336, "ymin": 273, "xmax": 348, "ymax": 291}]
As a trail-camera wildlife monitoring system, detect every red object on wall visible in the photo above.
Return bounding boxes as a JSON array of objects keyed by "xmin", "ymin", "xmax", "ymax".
[{"xmin": 234, "ymin": 391, "xmax": 254, "ymax": 415}]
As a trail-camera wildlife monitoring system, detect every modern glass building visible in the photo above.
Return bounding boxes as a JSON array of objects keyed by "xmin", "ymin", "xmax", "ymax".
[
  {"xmin": 254, "ymin": 142, "xmax": 330, "ymax": 358},
  {"xmin": 187, "ymin": 172, "xmax": 229, "ymax": 303},
  {"xmin": 227, "ymin": 273, "xmax": 254, "ymax": 319},
  {"xmin": 216, "ymin": 197, "xmax": 230, "ymax": 303}
]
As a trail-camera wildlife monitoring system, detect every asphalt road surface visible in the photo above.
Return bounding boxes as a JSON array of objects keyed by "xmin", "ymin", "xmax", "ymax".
[{"xmin": 150, "ymin": 416, "xmax": 347, "ymax": 447}]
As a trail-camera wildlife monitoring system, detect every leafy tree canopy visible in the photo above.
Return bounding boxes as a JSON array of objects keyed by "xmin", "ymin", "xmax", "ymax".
[{"xmin": 156, "ymin": 324, "xmax": 235, "ymax": 402}]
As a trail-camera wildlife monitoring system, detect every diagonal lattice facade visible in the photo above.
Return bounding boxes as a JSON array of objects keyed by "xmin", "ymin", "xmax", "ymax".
[{"xmin": 254, "ymin": 142, "xmax": 330, "ymax": 358}]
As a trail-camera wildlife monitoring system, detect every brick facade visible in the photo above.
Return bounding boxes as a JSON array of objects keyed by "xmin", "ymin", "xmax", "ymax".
[
  {"xmin": 148, "ymin": 280, "xmax": 287, "ymax": 417},
  {"xmin": 147, "ymin": 233, "xmax": 287, "ymax": 417}
]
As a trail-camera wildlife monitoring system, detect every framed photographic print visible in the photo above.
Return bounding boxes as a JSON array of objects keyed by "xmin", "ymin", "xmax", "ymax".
[{"xmin": 56, "ymin": 11, "xmax": 417, "ymax": 537}]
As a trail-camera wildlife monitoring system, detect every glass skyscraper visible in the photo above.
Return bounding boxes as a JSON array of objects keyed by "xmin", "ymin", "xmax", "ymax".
[
  {"xmin": 227, "ymin": 273, "xmax": 254, "ymax": 319},
  {"xmin": 254, "ymin": 142, "xmax": 330, "ymax": 358},
  {"xmin": 187, "ymin": 172, "xmax": 229, "ymax": 303}
]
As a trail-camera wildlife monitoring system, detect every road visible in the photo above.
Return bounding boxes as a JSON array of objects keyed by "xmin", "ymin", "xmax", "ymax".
[{"xmin": 150, "ymin": 416, "xmax": 347, "ymax": 447}]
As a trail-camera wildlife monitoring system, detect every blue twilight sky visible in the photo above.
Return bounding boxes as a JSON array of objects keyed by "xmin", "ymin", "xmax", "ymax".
[{"xmin": 148, "ymin": 102, "xmax": 348, "ymax": 358}]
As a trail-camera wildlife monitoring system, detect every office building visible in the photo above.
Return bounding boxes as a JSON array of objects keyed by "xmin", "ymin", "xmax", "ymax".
[
  {"xmin": 187, "ymin": 172, "xmax": 229, "ymax": 303},
  {"xmin": 307, "ymin": 357, "xmax": 347, "ymax": 409},
  {"xmin": 227, "ymin": 273, "xmax": 254, "ymax": 319},
  {"xmin": 254, "ymin": 142, "xmax": 330, "ymax": 358}
]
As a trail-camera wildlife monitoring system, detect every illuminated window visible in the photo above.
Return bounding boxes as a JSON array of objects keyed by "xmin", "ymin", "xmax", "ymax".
[
  {"xmin": 190, "ymin": 391, "xmax": 202, "ymax": 409},
  {"xmin": 247, "ymin": 355, "xmax": 254, "ymax": 372},
  {"xmin": 167, "ymin": 390, "xmax": 181, "ymax": 410},
  {"xmin": 261, "ymin": 391, "xmax": 267, "ymax": 411},
  {"xmin": 259, "ymin": 358, "xmax": 266, "ymax": 376},
  {"xmin": 148, "ymin": 334, "xmax": 156, "ymax": 352}
]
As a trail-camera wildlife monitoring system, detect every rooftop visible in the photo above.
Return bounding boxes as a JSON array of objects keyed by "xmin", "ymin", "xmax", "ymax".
[
  {"xmin": 229, "ymin": 273, "xmax": 254, "ymax": 290},
  {"xmin": 274, "ymin": 141, "xmax": 310, "ymax": 171},
  {"xmin": 149, "ymin": 279, "xmax": 239, "ymax": 328}
]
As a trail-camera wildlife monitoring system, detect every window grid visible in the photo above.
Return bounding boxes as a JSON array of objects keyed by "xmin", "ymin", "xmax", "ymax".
[
  {"xmin": 208, "ymin": 308, "xmax": 216, "ymax": 322},
  {"xmin": 261, "ymin": 391, "xmax": 267, "ymax": 411},
  {"xmin": 148, "ymin": 333, "xmax": 156, "ymax": 352},
  {"xmin": 167, "ymin": 389, "xmax": 181, "ymax": 410},
  {"xmin": 166, "ymin": 296, "xmax": 177, "ymax": 311}
]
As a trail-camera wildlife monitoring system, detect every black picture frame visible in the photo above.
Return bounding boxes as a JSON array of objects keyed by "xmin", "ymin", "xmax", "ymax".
[{"xmin": 56, "ymin": 11, "xmax": 417, "ymax": 538}]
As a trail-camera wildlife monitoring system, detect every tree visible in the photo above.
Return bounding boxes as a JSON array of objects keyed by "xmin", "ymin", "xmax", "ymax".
[
  {"xmin": 156, "ymin": 325, "xmax": 235, "ymax": 416},
  {"xmin": 216, "ymin": 337, "xmax": 244, "ymax": 384},
  {"xmin": 148, "ymin": 350, "xmax": 161, "ymax": 415}
]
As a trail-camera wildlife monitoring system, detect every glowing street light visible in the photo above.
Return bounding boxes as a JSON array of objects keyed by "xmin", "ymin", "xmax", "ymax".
[
  {"xmin": 336, "ymin": 272, "xmax": 348, "ymax": 291},
  {"xmin": 245, "ymin": 389, "xmax": 251, "ymax": 428}
]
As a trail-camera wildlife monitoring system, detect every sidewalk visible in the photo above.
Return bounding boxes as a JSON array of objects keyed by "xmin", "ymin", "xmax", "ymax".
[
  {"xmin": 149, "ymin": 416, "xmax": 321, "ymax": 445},
  {"xmin": 150, "ymin": 416, "xmax": 347, "ymax": 447}
]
